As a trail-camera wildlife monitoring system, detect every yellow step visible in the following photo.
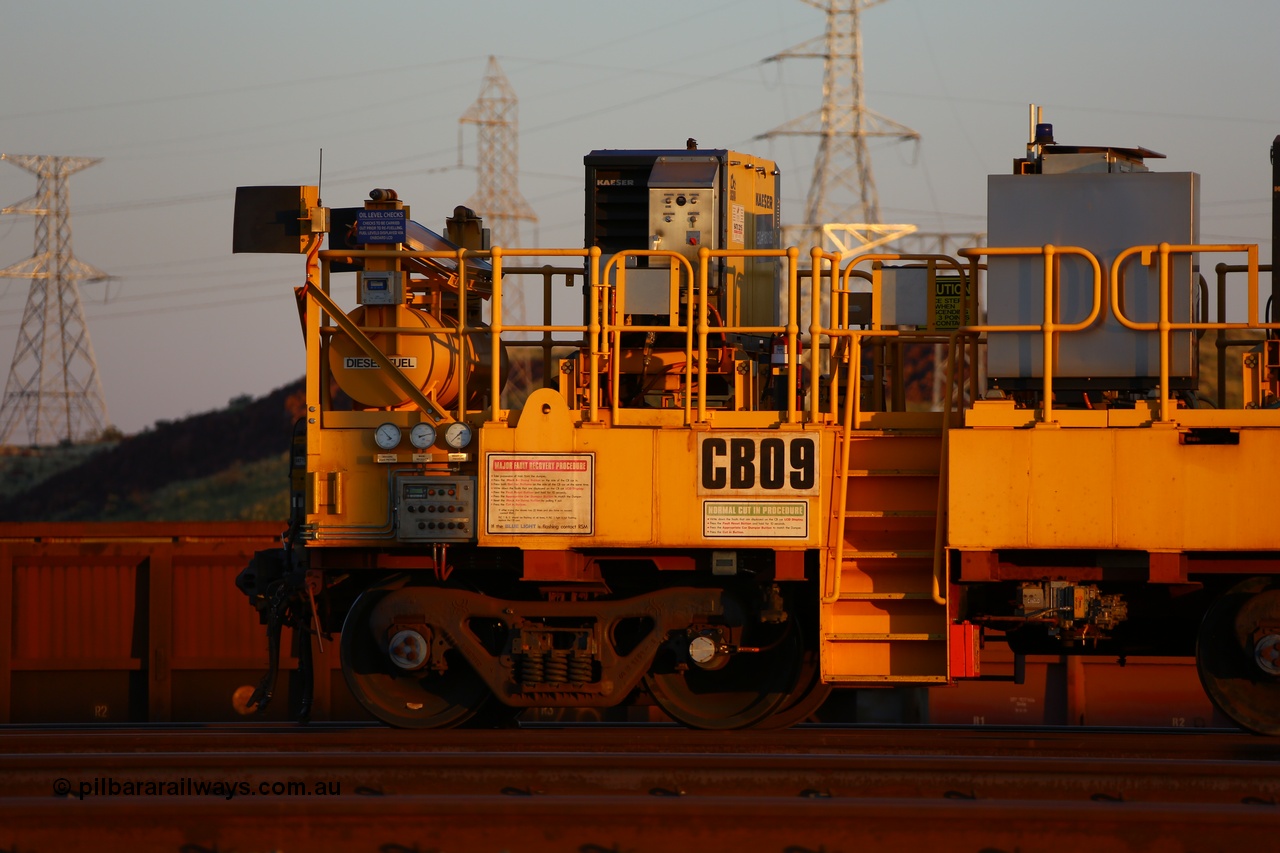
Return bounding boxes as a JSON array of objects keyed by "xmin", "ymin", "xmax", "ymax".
[
  {"xmin": 824, "ymin": 632, "xmax": 944, "ymax": 641},
  {"xmin": 843, "ymin": 509, "xmax": 936, "ymax": 518},
  {"xmin": 838, "ymin": 550, "xmax": 933, "ymax": 560},
  {"xmin": 822, "ymin": 674, "xmax": 950, "ymax": 684},
  {"xmin": 835, "ymin": 591, "xmax": 936, "ymax": 601}
]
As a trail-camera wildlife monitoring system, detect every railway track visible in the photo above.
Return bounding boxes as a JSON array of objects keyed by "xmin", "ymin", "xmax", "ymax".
[{"xmin": 2, "ymin": 723, "xmax": 1277, "ymax": 851}]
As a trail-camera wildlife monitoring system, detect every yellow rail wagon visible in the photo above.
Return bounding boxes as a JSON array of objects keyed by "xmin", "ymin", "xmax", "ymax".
[{"xmin": 232, "ymin": 130, "xmax": 1280, "ymax": 733}]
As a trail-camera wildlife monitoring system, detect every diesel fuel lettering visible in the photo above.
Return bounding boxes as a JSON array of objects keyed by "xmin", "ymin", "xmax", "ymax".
[{"xmin": 343, "ymin": 356, "xmax": 417, "ymax": 369}]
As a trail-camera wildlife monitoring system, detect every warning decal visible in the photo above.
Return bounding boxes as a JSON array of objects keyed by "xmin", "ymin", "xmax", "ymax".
[
  {"xmin": 933, "ymin": 274, "xmax": 965, "ymax": 331},
  {"xmin": 486, "ymin": 453, "xmax": 594, "ymax": 535},
  {"xmin": 703, "ymin": 500, "xmax": 808, "ymax": 539}
]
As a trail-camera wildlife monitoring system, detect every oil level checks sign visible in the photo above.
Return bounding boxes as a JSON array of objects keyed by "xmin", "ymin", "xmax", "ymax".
[
  {"xmin": 933, "ymin": 275, "xmax": 966, "ymax": 331},
  {"xmin": 357, "ymin": 209, "xmax": 407, "ymax": 244}
]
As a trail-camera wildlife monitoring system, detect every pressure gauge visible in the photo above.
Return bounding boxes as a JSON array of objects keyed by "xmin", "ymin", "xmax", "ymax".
[
  {"xmin": 374, "ymin": 422, "xmax": 401, "ymax": 450},
  {"xmin": 444, "ymin": 421, "xmax": 473, "ymax": 449},
  {"xmin": 409, "ymin": 422, "xmax": 437, "ymax": 449}
]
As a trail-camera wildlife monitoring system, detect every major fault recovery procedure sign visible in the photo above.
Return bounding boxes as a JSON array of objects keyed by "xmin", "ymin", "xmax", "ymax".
[{"xmin": 486, "ymin": 453, "xmax": 595, "ymax": 535}]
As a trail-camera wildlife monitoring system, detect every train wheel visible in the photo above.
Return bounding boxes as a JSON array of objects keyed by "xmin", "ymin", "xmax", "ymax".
[
  {"xmin": 340, "ymin": 588, "xmax": 489, "ymax": 728},
  {"xmin": 753, "ymin": 646, "xmax": 831, "ymax": 729},
  {"xmin": 643, "ymin": 615, "xmax": 801, "ymax": 730},
  {"xmin": 1196, "ymin": 576, "xmax": 1280, "ymax": 735}
]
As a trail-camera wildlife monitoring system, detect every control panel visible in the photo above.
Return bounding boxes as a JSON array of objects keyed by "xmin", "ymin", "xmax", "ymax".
[
  {"xmin": 395, "ymin": 476, "xmax": 476, "ymax": 541},
  {"xmin": 647, "ymin": 155, "xmax": 719, "ymax": 270},
  {"xmin": 359, "ymin": 270, "xmax": 405, "ymax": 305}
]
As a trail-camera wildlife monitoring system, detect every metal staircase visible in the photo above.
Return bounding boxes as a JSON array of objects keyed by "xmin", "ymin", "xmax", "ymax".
[{"xmin": 820, "ymin": 430, "xmax": 950, "ymax": 683}]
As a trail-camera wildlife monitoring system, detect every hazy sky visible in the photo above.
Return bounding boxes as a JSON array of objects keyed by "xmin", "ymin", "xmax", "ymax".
[{"xmin": 1, "ymin": 0, "xmax": 1276, "ymax": 438}]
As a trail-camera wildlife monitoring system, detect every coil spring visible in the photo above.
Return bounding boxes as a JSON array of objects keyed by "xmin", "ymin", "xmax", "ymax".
[
  {"xmin": 569, "ymin": 650, "xmax": 593, "ymax": 684},
  {"xmin": 543, "ymin": 650, "xmax": 569, "ymax": 684},
  {"xmin": 519, "ymin": 653, "xmax": 544, "ymax": 687}
]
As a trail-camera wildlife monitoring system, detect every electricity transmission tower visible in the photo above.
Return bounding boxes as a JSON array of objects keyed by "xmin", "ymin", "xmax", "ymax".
[
  {"xmin": 459, "ymin": 56, "xmax": 538, "ymax": 401},
  {"xmin": 0, "ymin": 154, "xmax": 113, "ymax": 446},
  {"xmin": 759, "ymin": 0, "xmax": 920, "ymax": 257},
  {"xmin": 460, "ymin": 56, "xmax": 538, "ymax": 249}
]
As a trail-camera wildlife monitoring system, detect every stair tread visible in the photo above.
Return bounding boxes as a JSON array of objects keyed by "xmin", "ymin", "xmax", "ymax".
[
  {"xmin": 838, "ymin": 549, "xmax": 934, "ymax": 559},
  {"xmin": 823, "ymin": 674, "xmax": 950, "ymax": 683},
  {"xmin": 843, "ymin": 510, "xmax": 936, "ymax": 518},
  {"xmin": 823, "ymin": 632, "xmax": 944, "ymax": 641},
  {"xmin": 835, "ymin": 591, "xmax": 938, "ymax": 600}
]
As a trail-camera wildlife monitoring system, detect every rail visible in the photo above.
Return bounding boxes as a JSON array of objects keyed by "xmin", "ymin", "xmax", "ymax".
[{"xmin": 5, "ymin": 726, "xmax": 1274, "ymax": 852}]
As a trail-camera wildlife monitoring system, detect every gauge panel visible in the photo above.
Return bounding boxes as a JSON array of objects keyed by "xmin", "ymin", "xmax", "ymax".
[
  {"xmin": 409, "ymin": 422, "xmax": 437, "ymax": 449},
  {"xmin": 444, "ymin": 422, "xmax": 473, "ymax": 449},
  {"xmin": 374, "ymin": 422, "xmax": 401, "ymax": 450}
]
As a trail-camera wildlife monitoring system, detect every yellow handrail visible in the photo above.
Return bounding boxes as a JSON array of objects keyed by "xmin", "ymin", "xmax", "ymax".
[
  {"xmin": 819, "ymin": 248, "xmax": 975, "ymax": 606},
  {"xmin": 601, "ymin": 250, "xmax": 696, "ymax": 423},
  {"xmin": 930, "ymin": 333, "xmax": 960, "ymax": 607},
  {"xmin": 1111, "ymin": 243, "xmax": 1263, "ymax": 421},
  {"xmin": 822, "ymin": 332, "xmax": 860, "ymax": 604},
  {"xmin": 958, "ymin": 245, "xmax": 1103, "ymax": 423},
  {"xmin": 1213, "ymin": 261, "xmax": 1275, "ymax": 408}
]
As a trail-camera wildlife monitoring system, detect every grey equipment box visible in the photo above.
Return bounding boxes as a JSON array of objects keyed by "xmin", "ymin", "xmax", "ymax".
[{"xmin": 986, "ymin": 171, "xmax": 1199, "ymax": 390}]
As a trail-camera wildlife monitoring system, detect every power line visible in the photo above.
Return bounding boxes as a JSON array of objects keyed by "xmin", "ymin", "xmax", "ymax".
[{"xmin": 0, "ymin": 57, "xmax": 476, "ymax": 122}]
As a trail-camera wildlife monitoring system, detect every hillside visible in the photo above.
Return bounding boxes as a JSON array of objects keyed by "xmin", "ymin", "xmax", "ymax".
[{"xmin": 0, "ymin": 380, "xmax": 305, "ymax": 522}]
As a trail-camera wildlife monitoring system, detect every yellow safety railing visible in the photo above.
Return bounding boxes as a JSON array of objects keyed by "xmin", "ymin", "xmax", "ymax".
[
  {"xmin": 599, "ymin": 251, "xmax": 698, "ymax": 422},
  {"xmin": 819, "ymin": 252, "xmax": 980, "ymax": 606},
  {"xmin": 316, "ymin": 247, "xmax": 596, "ymax": 425},
  {"xmin": 682, "ymin": 247, "xmax": 806, "ymax": 424},
  {"xmin": 823, "ymin": 244, "xmax": 1099, "ymax": 606},
  {"xmin": 487, "ymin": 247, "xmax": 600, "ymax": 422},
  {"xmin": 502, "ymin": 263, "xmax": 591, "ymax": 398},
  {"xmin": 1111, "ymin": 243, "xmax": 1266, "ymax": 421},
  {"xmin": 957, "ymin": 245, "xmax": 1104, "ymax": 424},
  {"xmin": 1213, "ymin": 261, "xmax": 1275, "ymax": 408},
  {"xmin": 314, "ymin": 243, "xmax": 993, "ymax": 431}
]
